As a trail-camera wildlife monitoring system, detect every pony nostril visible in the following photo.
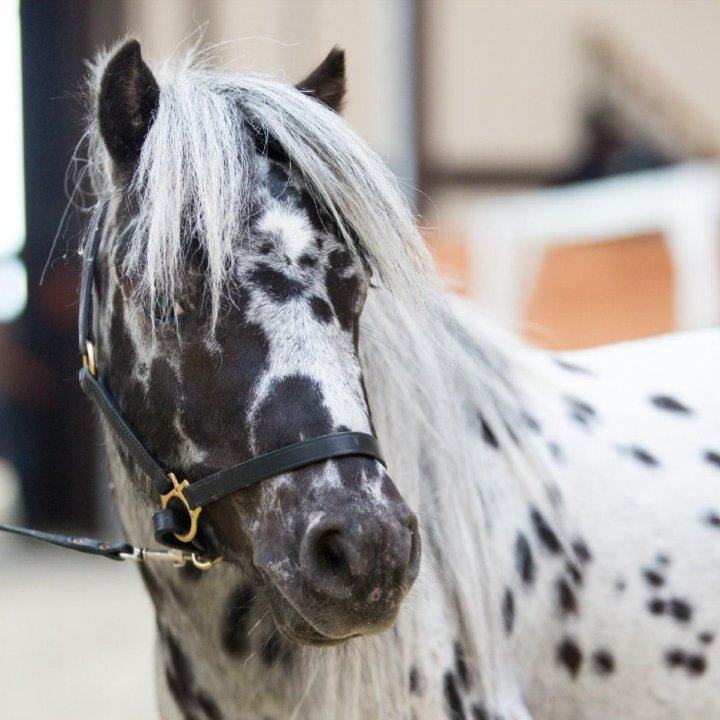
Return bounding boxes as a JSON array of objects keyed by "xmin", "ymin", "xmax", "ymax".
[
  {"xmin": 301, "ymin": 524, "xmax": 355, "ymax": 600},
  {"xmin": 315, "ymin": 529, "xmax": 348, "ymax": 577}
]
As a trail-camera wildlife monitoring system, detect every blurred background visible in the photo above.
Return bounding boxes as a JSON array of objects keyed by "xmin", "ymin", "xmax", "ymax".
[{"xmin": 1, "ymin": 1, "xmax": 719, "ymax": 717}]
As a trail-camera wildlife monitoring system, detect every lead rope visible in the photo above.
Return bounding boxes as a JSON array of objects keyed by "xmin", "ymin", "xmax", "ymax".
[{"xmin": 0, "ymin": 520, "xmax": 221, "ymax": 570}]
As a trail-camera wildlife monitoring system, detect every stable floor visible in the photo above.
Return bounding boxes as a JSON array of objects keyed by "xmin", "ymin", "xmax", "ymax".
[{"xmin": 0, "ymin": 537, "xmax": 156, "ymax": 720}]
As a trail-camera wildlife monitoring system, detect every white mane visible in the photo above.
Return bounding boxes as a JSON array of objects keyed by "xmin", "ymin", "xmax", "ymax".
[{"xmin": 84, "ymin": 45, "xmax": 562, "ymax": 717}]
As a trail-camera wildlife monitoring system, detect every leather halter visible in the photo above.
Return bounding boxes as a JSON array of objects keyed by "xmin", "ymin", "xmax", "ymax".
[{"xmin": 76, "ymin": 202, "xmax": 386, "ymax": 562}]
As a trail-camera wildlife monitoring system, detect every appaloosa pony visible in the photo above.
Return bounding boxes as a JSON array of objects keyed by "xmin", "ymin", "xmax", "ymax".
[{"xmin": 83, "ymin": 39, "xmax": 720, "ymax": 720}]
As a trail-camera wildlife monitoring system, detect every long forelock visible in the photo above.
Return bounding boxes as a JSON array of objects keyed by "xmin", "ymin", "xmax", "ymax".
[{"xmin": 86, "ymin": 45, "xmax": 441, "ymax": 332}]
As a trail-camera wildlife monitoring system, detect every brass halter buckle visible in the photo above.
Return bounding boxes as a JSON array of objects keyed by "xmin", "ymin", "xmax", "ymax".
[
  {"xmin": 83, "ymin": 341, "xmax": 97, "ymax": 377},
  {"xmin": 160, "ymin": 472, "xmax": 202, "ymax": 544}
]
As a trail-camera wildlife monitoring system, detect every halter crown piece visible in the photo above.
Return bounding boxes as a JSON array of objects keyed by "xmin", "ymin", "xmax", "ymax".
[{"xmin": 0, "ymin": 201, "xmax": 386, "ymax": 571}]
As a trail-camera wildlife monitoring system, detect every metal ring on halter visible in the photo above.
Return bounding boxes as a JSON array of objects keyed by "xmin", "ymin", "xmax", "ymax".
[{"xmin": 160, "ymin": 473, "xmax": 202, "ymax": 544}]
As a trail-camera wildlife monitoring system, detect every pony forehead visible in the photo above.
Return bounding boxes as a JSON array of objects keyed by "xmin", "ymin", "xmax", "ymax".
[{"xmin": 86, "ymin": 47, "xmax": 438, "ymax": 331}]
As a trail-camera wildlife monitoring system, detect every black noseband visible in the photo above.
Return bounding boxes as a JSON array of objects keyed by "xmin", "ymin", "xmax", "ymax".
[{"xmin": 78, "ymin": 202, "xmax": 385, "ymax": 554}]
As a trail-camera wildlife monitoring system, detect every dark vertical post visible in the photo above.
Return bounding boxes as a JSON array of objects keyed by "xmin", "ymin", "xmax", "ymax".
[{"xmin": 17, "ymin": 0, "xmax": 123, "ymax": 531}]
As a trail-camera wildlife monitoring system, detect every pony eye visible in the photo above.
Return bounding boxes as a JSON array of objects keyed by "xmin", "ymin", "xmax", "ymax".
[{"xmin": 149, "ymin": 299, "xmax": 187, "ymax": 325}]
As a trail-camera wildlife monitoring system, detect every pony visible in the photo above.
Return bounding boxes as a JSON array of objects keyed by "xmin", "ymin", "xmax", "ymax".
[{"xmin": 82, "ymin": 39, "xmax": 720, "ymax": 719}]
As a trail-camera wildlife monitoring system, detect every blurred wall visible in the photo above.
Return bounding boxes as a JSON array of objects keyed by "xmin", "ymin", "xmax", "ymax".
[
  {"xmin": 91, "ymin": 0, "xmax": 417, "ymax": 187},
  {"xmin": 424, "ymin": 0, "xmax": 720, "ymax": 177}
]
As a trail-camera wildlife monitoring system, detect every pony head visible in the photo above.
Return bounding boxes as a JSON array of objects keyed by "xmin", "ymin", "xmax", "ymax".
[{"xmin": 90, "ymin": 40, "xmax": 420, "ymax": 646}]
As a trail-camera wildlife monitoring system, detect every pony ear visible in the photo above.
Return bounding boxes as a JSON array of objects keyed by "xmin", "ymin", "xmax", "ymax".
[
  {"xmin": 98, "ymin": 39, "xmax": 160, "ymax": 168},
  {"xmin": 297, "ymin": 47, "xmax": 346, "ymax": 113}
]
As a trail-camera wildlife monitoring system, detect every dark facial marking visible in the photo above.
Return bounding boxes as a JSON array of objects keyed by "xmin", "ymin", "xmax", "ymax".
[
  {"xmin": 515, "ymin": 532, "xmax": 536, "ymax": 585},
  {"xmin": 249, "ymin": 263, "xmax": 305, "ymax": 302},
  {"xmin": 299, "ymin": 253, "xmax": 317, "ymax": 268},
  {"xmin": 556, "ymin": 637, "xmax": 583, "ymax": 678},
  {"xmin": 531, "ymin": 507, "xmax": 562, "ymax": 555},
  {"xmin": 253, "ymin": 374, "xmax": 333, "ymax": 453},
  {"xmin": 650, "ymin": 395, "xmax": 692, "ymax": 414},
  {"xmin": 325, "ymin": 264, "xmax": 360, "ymax": 331},
  {"xmin": 454, "ymin": 641, "xmax": 470, "ymax": 689},
  {"xmin": 443, "ymin": 672, "xmax": 467, "ymax": 720},
  {"xmin": 309, "ymin": 295, "xmax": 334, "ymax": 323},
  {"xmin": 557, "ymin": 578, "xmax": 578, "ymax": 615},
  {"xmin": 592, "ymin": 649, "xmax": 615, "ymax": 675},
  {"xmin": 221, "ymin": 584, "xmax": 254, "ymax": 657},
  {"xmin": 502, "ymin": 588, "xmax": 515, "ymax": 634},
  {"xmin": 704, "ymin": 450, "xmax": 720, "ymax": 469}
]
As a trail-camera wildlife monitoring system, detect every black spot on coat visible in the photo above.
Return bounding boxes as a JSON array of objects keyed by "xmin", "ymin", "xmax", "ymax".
[
  {"xmin": 668, "ymin": 598, "xmax": 692, "ymax": 623},
  {"xmin": 554, "ymin": 358, "xmax": 592, "ymax": 375},
  {"xmin": 531, "ymin": 508, "xmax": 562, "ymax": 554},
  {"xmin": 626, "ymin": 446, "xmax": 660, "ymax": 466},
  {"xmin": 221, "ymin": 585, "xmax": 254, "ymax": 657},
  {"xmin": 557, "ymin": 578, "xmax": 578, "ymax": 615},
  {"xmin": 479, "ymin": 415, "xmax": 499, "ymax": 449},
  {"xmin": 515, "ymin": 532, "xmax": 536, "ymax": 585},
  {"xmin": 454, "ymin": 641, "xmax": 470, "ymax": 689},
  {"xmin": 643, "ymin": 569, "xmax": 665, "ymax": 587},
  {"xmin": 471, "ymin": 705, "xmax": 490, "ymax": 720},
  {"xmin": 409, "ymin": 666, "xmax": 422, "ymax": 695},
  {"xmin": 565, "ymin": 397, "xmax": 597, "ymax": 427},
  {"xmin": 556, "ymin": 637, "xmax": 583, "ymax": 678},
  {"xmin": 704, "ymin": 450, "xmax": 720, "ymax": 469},
  {"xmin": 650, "ymin": 395, "xmax": 692, "ymax": 414},
  {"xmin": 502, "ymin": 588, "xmax": 515, "ymax": 634},
  {"xmin": 592, "ymin": 649, "xmax": 615, "ymax": 675},
  {"xmin": 443, "ymin": 672, "xmax": 467, "ymax": 720},
  {"xmin": 648, "ymin": 599, "xmax": 666, "ymax": 615}
]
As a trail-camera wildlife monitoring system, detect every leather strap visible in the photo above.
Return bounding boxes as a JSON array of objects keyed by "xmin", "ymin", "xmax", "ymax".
[
  {"xmin": 78, "ymin": 203, "xmax": 107, "ymax": 357},
  {"xmin": 183, "ymin": 431, "xmax": 384, "ymax": 508},
  {"xmin": 0, "ymin": 522, "xmax": 133, "ymax": 561},
  {"xmin": 80, "ymin": 366, "xmax": 170, "ymax": 495}
]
